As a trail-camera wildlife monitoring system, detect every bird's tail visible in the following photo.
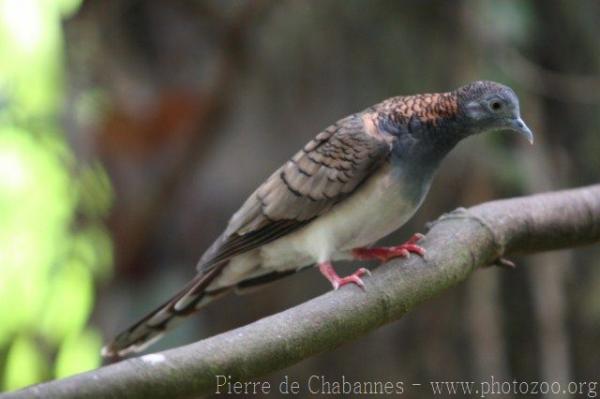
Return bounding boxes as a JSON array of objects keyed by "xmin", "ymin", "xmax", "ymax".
[{"xmin": 101, "ymin": 266, "xmax": 228, "ymax": 359}]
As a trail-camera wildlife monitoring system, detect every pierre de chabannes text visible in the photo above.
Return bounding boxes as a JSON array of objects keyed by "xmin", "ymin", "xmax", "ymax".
[{"xmin": 215, "ymin": 375, "xmax": 599, "ymax": 397}]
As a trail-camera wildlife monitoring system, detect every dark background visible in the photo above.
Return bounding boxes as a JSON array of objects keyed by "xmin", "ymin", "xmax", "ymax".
[
  {"xmin": 75, "ymin": 0, "xmax": 600, "ymax": 396},
  {"xmin": 2, "ymin": 0, "xmax": 600, "ymax": 397}
]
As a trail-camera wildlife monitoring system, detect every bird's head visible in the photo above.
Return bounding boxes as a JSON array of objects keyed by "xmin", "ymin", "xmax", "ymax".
[{"xmin": 457, "ymin": 80, "xmax": 534, "ymax": 144}]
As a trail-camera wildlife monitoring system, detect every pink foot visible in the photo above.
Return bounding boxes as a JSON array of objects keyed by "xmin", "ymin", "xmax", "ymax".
[
  {"xmin": 352, "ymin": 233, "xmax": 426, "ymax": 263},
  {"xmin": 318, "ymin": 261, "xmax": 371, "ymax": 290}
]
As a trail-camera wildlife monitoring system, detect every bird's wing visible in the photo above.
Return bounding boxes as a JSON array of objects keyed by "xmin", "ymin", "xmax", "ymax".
[
  {"xmin": 103, "ymin": 112, "xmax": 393, "ymax": 358},
  {"xmin": 197, "ymin": 114, "xmax": 393, "ymax": 271}
]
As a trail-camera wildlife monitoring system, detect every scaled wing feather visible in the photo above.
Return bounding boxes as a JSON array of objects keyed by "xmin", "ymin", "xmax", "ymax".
[{"xmin": 197, "ymin": 114, "xmax": 392, "ymax": 271}]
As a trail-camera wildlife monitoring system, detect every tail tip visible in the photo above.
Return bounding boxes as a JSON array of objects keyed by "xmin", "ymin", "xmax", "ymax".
[
  {"xmin": 101, "ymin": 343, "xmax": 123, "ymax": 360},
  {"xmin": 101, "ymin": 331, "xmax": 166, "ymax": 360}
]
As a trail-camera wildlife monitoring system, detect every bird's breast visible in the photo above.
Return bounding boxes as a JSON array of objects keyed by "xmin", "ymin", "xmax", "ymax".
[
  {"xmin": 319, "ymin": 162, "xmax": 430, "ymax": 253},
  {"xmin": 260, "ymin": 161, "xmax": 432, "ymax": 268}
]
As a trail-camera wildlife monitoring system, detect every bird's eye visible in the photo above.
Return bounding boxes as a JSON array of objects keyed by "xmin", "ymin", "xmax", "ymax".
[{"xmin": 490, "ymin": 101, "xmax": 503, "ymax": 111}]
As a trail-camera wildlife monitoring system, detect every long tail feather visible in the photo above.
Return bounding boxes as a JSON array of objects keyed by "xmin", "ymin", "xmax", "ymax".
[{"xmin": 102, "ymin": 266, "xmax": 227, "ymax": 359}]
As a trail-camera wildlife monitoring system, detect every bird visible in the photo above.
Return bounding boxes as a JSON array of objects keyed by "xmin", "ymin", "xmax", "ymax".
[{"xmin": 102, "ymin": 80, "xmax": 533, "ymax": 358}]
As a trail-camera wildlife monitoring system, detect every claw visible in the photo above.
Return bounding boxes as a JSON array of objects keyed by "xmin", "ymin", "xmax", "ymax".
[
  {"xmin": 319, "ymin": 262, "xmax": 370, "ymax": 290},
  {"xmin": 352, "ymin": 233, "xmax": 426, "ymax": 263}
]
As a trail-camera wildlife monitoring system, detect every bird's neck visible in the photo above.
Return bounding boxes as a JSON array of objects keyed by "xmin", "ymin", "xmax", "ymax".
[
  {"xmin": 378, "ymin": 91, "xmax": 459, "ymax": 126},
  {"xmin": 380, "ymin": 91, "xmax": 466, "ymax": 168}
]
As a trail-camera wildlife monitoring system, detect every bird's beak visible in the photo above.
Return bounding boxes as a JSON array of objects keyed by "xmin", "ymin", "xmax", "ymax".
[{"xmin": 511, "ymin": 118, "xmax": 534, "ymax": 144}]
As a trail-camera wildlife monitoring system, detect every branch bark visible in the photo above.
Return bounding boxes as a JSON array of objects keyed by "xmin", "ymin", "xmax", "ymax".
[{"xmin": 5, "ymin": 185, "xmax": 600, "ymax": 399}]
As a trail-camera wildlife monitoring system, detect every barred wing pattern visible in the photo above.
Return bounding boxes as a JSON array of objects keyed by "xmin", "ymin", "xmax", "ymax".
[
  {"xmin": 198, "ymin": 115, "xmax": 392, "ymax": 271},
  {"xmin": 103, "ymin": 114, "xmax": 392, "ymax": 358}
]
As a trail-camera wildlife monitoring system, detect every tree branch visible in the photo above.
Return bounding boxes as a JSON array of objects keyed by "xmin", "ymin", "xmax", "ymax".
[{"xmin": 5, "ymin": 185, "xmax": 600, "ymax": 399}]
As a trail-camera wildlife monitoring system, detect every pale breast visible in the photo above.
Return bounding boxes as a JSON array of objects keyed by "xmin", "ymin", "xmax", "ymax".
[{"xmin": 259, "ymin": 162, "xmax": 431, "ymax": 270}]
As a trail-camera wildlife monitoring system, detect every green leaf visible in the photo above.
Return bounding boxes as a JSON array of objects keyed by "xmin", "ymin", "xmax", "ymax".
[
  {"xmin": 77, "ymin": 163, "xmax": 114, "ymax": 218},
  {"xmin": 0, "ymin": 0, "xmax": 63, "ymax": 115},
  {"xmin": 38, "ymin": 261, "xmax": 94, "ymax": 344},
  {"xmin": 71, "ymin": 225, "xmax": 114, "ymax": 281},
  {"xmin": 55, "ymin": 0, "xmax": 84, "ymax": 18},
  {"xmin": 3, "ymin": 336, "xmax": 47, "ymax": 391},
  {"xmin": 0, "ymin": 127, "xmax": 74, "ymax": 335},
  {"xmin": 54, "ymin": 329, "xmax": 102, "ymax": 379}
]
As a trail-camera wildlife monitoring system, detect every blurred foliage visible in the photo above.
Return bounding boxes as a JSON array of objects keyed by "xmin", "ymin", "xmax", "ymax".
[
  {"xmin": 0, "ymin": 0, "xmax": 113, "ymax": 391},
  {"xmin": 0, "ymin": 0, "xmax": 597, "ymax": 395}
]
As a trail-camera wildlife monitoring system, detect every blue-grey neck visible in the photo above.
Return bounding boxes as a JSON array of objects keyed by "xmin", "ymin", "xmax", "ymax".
[{"xmin": 382, "ymin": 114, "xmax": 466, "ymax": 178}]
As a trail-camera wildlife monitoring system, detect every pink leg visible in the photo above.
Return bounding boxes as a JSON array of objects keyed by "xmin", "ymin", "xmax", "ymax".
[
  {"xmin": 352, "ymin": 233, "xmax": 426, "ymax": 263},
  {"xmin": 318, "ymin": 261, "xmax": 371, "ymax": 290}
]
